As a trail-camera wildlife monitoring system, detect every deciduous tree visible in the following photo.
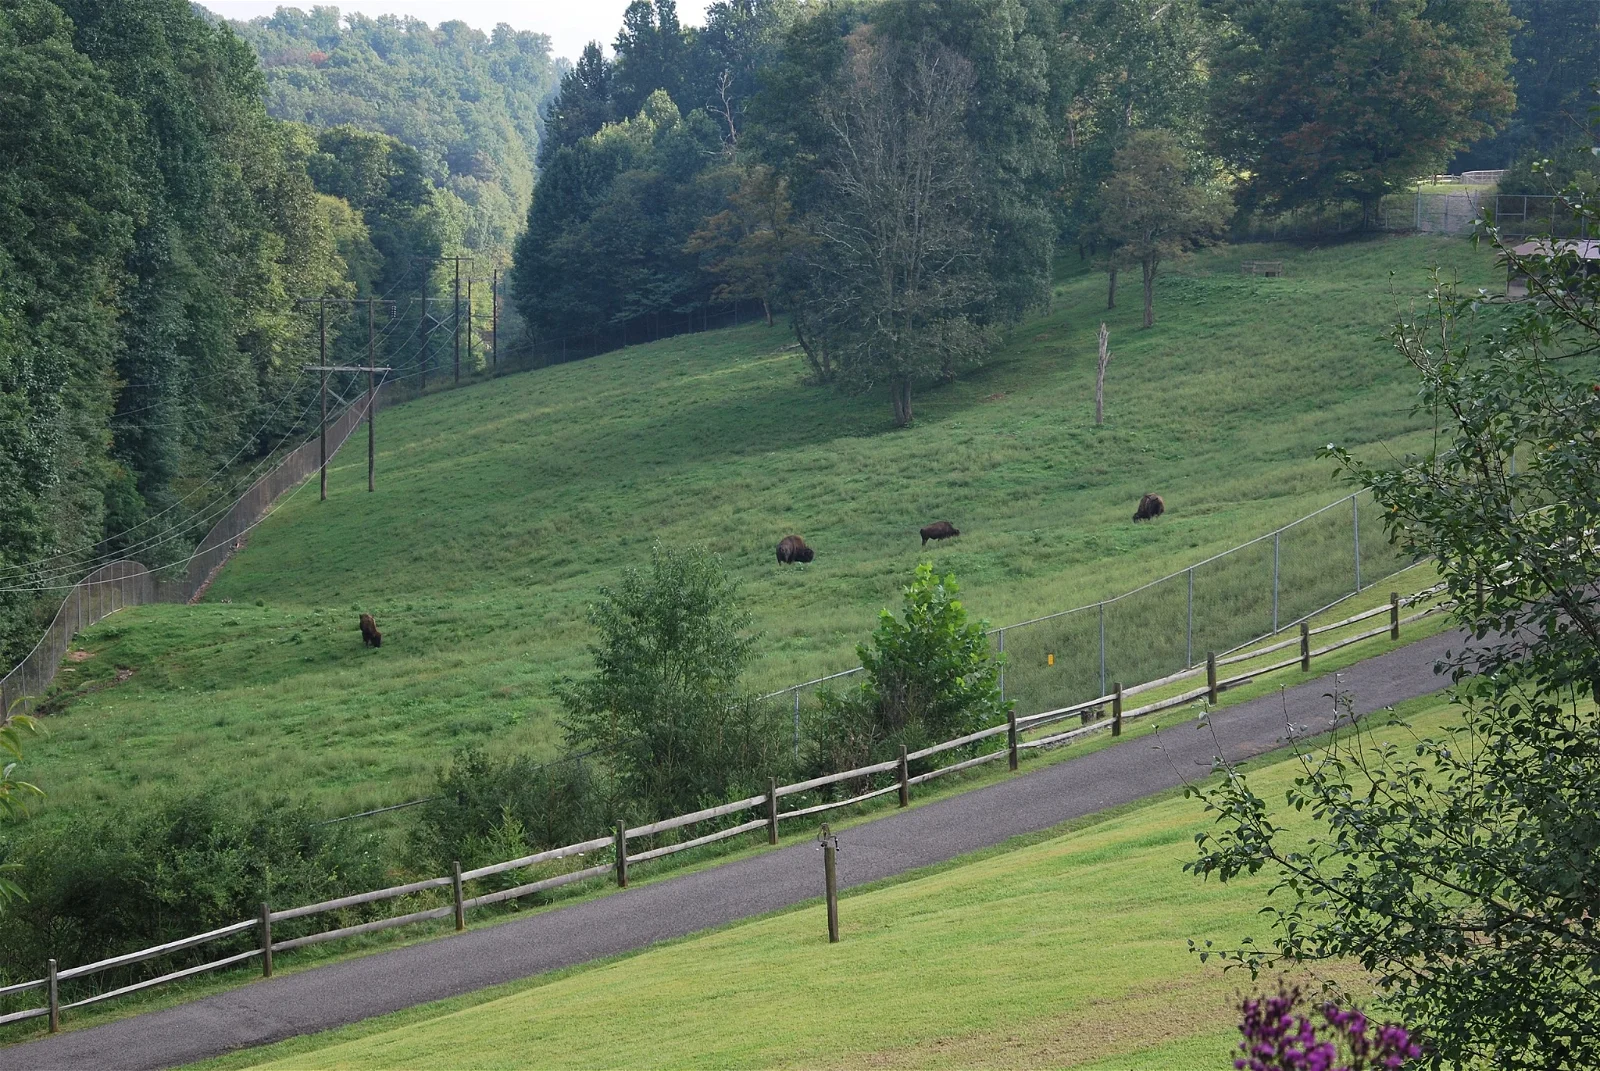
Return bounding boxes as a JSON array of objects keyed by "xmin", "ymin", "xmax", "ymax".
[
  {"xmin": 1093, "ymin": 130, "xmax": 1229, "ymax": 328},
  {"xmin": 1207, "ymin": 0, "xmax": 1515, "ymax": 221},
  {"xmin": 1187, "ymin": 188, "xmax": 1600, "ymax": 1068}
]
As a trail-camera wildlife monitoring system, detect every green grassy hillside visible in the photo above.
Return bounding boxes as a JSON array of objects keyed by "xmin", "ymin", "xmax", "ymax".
[
  {"xmin": 24, "ymin": 236, "xmax": 1495, "ymax": 823},
  {"xmin": 194, "ymin": 696, "xmax": 1463, "ymax": 1071}
]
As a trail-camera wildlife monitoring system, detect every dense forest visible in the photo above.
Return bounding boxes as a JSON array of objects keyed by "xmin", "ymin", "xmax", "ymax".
[
  {"xmin": 0, "ymin": 0, "xmax": 367, "ymax": 664},
  {"xmin": 222, "ymin": 6, "xmax": 560, "ymax": 266},
  {"xmin": 512, "ymin": 0, "xmax": 1543, "ymax": 418},
  {"xmin": 0, "ymin": 1, "xmax": 558, "ymax": 667}
]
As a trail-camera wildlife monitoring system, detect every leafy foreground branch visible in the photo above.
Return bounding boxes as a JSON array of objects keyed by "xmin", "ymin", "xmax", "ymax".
[{"xmin": 1186, "ymin": 185, "xmax": 1600, "ymax": 1069}]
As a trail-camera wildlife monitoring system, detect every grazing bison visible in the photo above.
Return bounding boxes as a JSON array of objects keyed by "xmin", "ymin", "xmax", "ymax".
[
  {"xmin": 776, "ymin": 535, "xmax": 814, "ymax": 564},
  {"xmin": 920, "ymin": 521, "xmax": 960, "ymax": 546},
  {"xmin": 359, "ymin": 613, "xmax": 382, "ymax": 648},
  {"xmin": 1133, "ymin": 493, "xmax": 1165, "ymax": 522}
]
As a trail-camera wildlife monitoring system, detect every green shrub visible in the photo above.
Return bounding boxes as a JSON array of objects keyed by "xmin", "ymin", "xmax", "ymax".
[
  {"xmin": 409, "ymin": 748, "xmax": 608, "ymax": 874},
  {"xmin": 0, "ymin": 795, "xmax": 383, "ymax": 991},
  {"xmin": 557, "ymin": 543, "xmax": 790, "ymax": 822},
  {"xmin": 809, "ymin": 564, "xmax": 1008, "ymax": 776}
]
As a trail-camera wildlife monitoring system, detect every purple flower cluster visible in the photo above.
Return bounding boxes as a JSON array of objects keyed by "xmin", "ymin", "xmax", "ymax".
[{"xmin": 1235, "ymin": 986, "xmax": 1423, "ymax": 1071}]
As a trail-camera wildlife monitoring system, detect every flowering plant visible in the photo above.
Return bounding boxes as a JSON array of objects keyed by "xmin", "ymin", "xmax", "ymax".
[{"xmin": 1235, "ymin": 986, "xmax": 1421, "ymax": 1071}]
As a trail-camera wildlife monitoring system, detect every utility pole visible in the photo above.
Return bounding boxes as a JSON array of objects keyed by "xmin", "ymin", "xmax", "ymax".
[
  {"xmin": 318, "ymin": 297, "xmax": 328, "ymax": 500},
  {"xmin": 419, "ymin": 279, "xmax": 429, "ymax": 391},
  {"xmin": 491, "ymin": 268, "xmax": 498, "ymax": 371},
  {"xmin": 367, "ymin": 297, "xmax": 377, "ymax": 493},
  {"xmin": 441, "ymin": 255, "xmax": 473, "ymax": 385},
  {"xmin": 467, "ymin": 276, "xmax": 474, "ymax": 372},
  {"xmin": 296, "ymin": 294, "xmax": 393, "ymax": 500}
]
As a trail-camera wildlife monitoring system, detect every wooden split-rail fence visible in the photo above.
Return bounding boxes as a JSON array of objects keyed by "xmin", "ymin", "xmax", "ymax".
[{"xmin": 0, "ymin": 584, "xmax": 1450, "ymax": 1033}]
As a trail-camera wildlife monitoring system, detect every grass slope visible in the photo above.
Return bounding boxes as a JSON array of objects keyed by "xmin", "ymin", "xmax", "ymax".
[
  {"xmin": 195, "ymin": 696, "xmax": 1465, "ymax": 1071},
  {"xmin": 24, "ymin": 236, "xmax": 1494, "ymax": 823}
]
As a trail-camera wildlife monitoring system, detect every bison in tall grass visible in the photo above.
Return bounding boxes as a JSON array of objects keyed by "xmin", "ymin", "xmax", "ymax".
[
  {"xmin": 920, "ymin": 521, "xmax": 959, "ymax": 546},
  {"xmin": 776, "ymin": 535, "xmax": 814, "ymax": 564},
  {"xmin": 1133, "ymin": 494, "xmax": 1165, "ymax": 522}
]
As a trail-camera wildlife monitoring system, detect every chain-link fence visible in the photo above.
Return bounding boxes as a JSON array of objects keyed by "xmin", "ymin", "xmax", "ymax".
[
  {"xmin": 0, "ymin": 390, "xmax": 384, "ymax": 719},
  {"xmin": 765, "ymin": 492, "xmax": 1417, "ymax": 747}
]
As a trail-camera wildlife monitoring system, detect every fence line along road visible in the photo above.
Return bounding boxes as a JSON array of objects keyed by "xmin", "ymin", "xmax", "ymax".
[
  {"xmin": 0, "ymin": 577, "xmax": 1452, "ymax": 1033},
  {"xmin": 0, "ymin": 387, "xmax": 385, "ymax": 719}
]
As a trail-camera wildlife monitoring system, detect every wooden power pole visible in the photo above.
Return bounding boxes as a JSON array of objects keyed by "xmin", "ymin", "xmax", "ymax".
[
  {"xmin": 318, "ymin": 297, "xmax": 328, "ymax": 500},
  {"xmin": 466, "ymin": 276, "xmax": 474, "ymax": 372},
  {"xmin": 295, "ymin": 293, "xmax": 393, "ymax": 500},
  {"xmin": 367, "ymin": 298, "xmax": 377, "ymax": 493},
  {"xmin": 491, "ymin": 268, "xmax": 498, "ymax": 371}
]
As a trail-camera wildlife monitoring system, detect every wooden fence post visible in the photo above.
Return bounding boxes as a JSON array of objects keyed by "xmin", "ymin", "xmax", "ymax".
[
  {"xmin": 47, "ymin": 958, "xmax": 58, "ymax": 1033},
  {"xmin": 452, "ymin": 861, "xmax": 465, "ymax": 932},
  {"xmin": 897, "ymin": 745, "xmax": 909, "ymax": 807},
  {"xmin": 615, "ymin": 821, "xmax": 628, "ymax": 888},
  {"xmin": 259, "ymin": 902, "xmax": 273, "ymax": 978},
  {"xmin": 1007, "ymin": 710, "xmax": 1018, "ymax": 771},
  {"xmin": 1206, "ymin": 652, "xmax": 1218, "ymax": 703},
  {"xmin": 1300, "ymin": 622, "xmax": 1311, "ymax": 671},
  {"xmin": 767, "ymin": 778, "xmax": 779, "ymax": 845},
  {"xmin": 1390, "ymin": 592, "xmax": 1401, "ymax": 640},
  {"xmin": 821, "ymin": 823, "xmax": 839, "ymax": 944},
  {"xmin": 1112, "ymin": 682, "xmax": 1123, "ymax": 737}
]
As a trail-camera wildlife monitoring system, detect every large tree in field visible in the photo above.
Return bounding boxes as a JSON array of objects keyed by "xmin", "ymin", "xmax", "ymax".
[
  {"xmin": 793, "ymin": 29, "xmax": 992, "ymax": 427},
  {"xmin": 1207, "ymin": 0, "xmax": 1515, "ymax": 220},
  {"xmin": 1093, "ymin": 130, "xmax": 1229, "ymax": 328},
  {"xmin": 1187, "ymin": 187, "xmax": 1600, "ymax": 1067}
]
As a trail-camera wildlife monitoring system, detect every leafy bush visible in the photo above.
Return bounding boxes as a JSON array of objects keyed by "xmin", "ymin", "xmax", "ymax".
[
  {"xmin": 558, "ymin": 543, "xmax": 789, "ymax": 822},
  {"xmin": 1497, "ymin": 140, "xmax": 1599, "ymax": 197},
  {"xmin": 409, "ymin": 747, "xmax": 608, "ymax": 875},
  {"xmin": 810, "ymin": 564, "xmax": 1008, "ymax": 775},
  {"xmin": 0, "ymin": 795, "xmax": 383, "ymax": 987}
]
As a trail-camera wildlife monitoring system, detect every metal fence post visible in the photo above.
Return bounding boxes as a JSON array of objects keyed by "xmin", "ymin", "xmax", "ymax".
[
  {"xmin": 1098, "ymin": 603, "xmax": 1107, "ymax": 697},
  {"xmin": 1186, "ymin": 568, "xmax": 1194, "ymax": 667},
  {"xmin": 996, "ymin": 629, "xmax": 1005, "ymax": 704},
  {"xmin": 1353, "ymin": 495, "xmax": 1362, "ymax": 592},
  {"xmin": 1272, "ymin": 531, "xmax": 1281, "ymax": 634}
]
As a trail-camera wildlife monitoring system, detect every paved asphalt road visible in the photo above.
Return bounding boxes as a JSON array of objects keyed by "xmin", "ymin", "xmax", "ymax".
[{"xmin": 2, "ymin": 630, "xmax": 1464, "ymax": 1070}]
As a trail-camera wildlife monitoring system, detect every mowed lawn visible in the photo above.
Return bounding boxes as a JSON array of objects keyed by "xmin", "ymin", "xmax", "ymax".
[
  {"xmin": 194, "ymin": 697, "xmax": 1464, "ymax": 1071},
  {"xmin": 22, "ymin": 236, "xmax": 1497, "ymax": 825}
]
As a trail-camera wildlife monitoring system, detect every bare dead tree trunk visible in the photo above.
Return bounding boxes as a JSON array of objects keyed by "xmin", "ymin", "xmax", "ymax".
[
  {"xmin": 1141, "ymin": 257, "xmax": 1156, "ymax": 328},
  {"xmin": 1107, "ymin": 266, "xmax": 1117, "ymax": 309},
  {"xmin": 1096, "ymin": 322, "xmax": 1111, "ymax": 426},
  {"xmin": 762, "ymin": 299, "xmax": 772, "ymax": 327}
]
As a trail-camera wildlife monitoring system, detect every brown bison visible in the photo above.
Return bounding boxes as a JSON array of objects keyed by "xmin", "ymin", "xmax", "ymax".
[
  {"xmin": 920, "ymin": 521, "xmax": 960, "ymax": 546},
  {"xmin": 776, "ymin": 535, "xmax": 814, "ymax": 564},
  {"xmin": 359, "ymin": 613, "xmax": 382, "ymax": 648},
  {"xmin": 1133, "ymin": 493, "xmax": 1165, "ymax": 522}
]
